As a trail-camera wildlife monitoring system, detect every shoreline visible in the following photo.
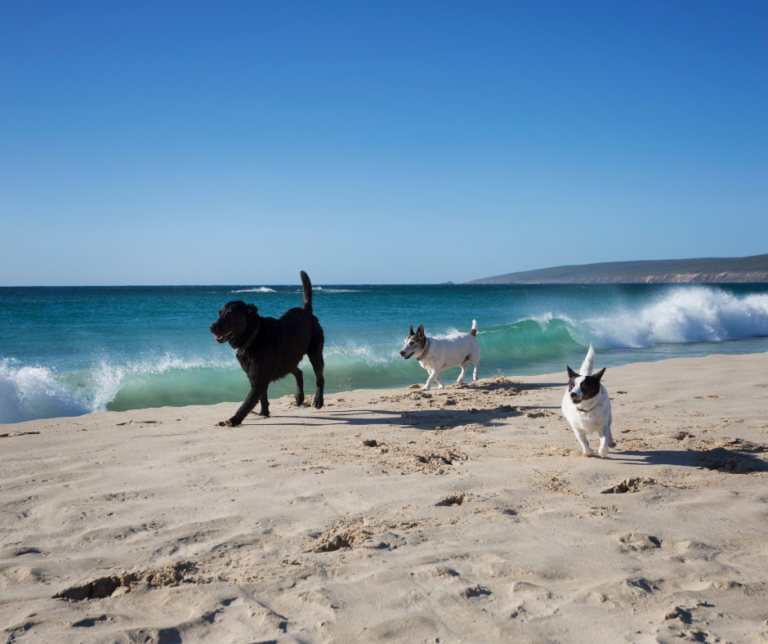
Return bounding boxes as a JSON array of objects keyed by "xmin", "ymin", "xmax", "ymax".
[{"xmin": 2, "ymin": 352, "xmax": 768, "ymax": 642}]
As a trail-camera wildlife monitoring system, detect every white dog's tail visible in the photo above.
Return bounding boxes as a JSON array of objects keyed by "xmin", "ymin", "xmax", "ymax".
[
  {"xmin": 580, "ymin": 344, "xmax": 595, "ymax": 376},
  {"xmin": 470, "ymin": 320, "xmax": 478, "ymax": 337}
]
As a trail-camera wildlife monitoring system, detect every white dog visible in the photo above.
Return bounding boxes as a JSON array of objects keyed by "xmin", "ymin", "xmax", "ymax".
[
  {"xmin": 400, "ymin": 321, "xmax": 481, "ymax": 390},
  {"xmin": 562, "ymin": 345, "xmax": 615, "ymax": 457}
]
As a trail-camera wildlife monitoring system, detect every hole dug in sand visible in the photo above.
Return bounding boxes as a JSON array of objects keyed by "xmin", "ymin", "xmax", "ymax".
[
  {"xmin": 415, "ymin": 452, "xmax": 458, "ymax": 466},
  {"xmin": 54, "ymin": 561, "xmax": 198, "ymax": 602},
  {"xmin": 436, "ymin": 493, "xmax": 470, "ymax": 507},
  {"xmin": 463, "ymin": 584, "xmax": 491, "ymax": 598},
  {"xmin": 312, "ymin": 517, "xmax": 419, "ymax": 552},
  {"xmin": 616, "ymin": 532, "xmax": 662, "ymax": 552},
  {"xmin": 601, "ymin": 477, "xmax": 656, "ymax": 494},
  {"xmin": 312, "ymin": 523, "xmax": 373, "ymax": 553}
]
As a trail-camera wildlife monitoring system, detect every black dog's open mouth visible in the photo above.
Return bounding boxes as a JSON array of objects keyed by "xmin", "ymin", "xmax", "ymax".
[{"xmin": 213, "ymin": 331, "xmax": 234, "ymax": 343}]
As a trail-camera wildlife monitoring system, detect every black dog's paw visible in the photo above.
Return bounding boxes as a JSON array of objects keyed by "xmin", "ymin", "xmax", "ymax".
[
  {"xmin": 294, "ymin": 394, "xmax": 304, "ymax": 407},
  {"xmin": 313, "ymin": 395, "xmax": 324, "ymax": 410},
  {"xmin": 217, "ymin": 418, "xmax": 240, "ymax": 427}
]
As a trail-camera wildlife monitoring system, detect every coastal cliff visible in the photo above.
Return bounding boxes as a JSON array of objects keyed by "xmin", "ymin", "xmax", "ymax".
[{"xmin": 468, "ymin": 254, "xmax": 768, "ymax": 284}]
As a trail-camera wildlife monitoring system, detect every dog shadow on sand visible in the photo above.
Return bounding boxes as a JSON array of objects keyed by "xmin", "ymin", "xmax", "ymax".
[
  {"xmin": 240, "ymin": 381, "xmax": 564, "ymax": 433},
  {"xmin": 612, "ymin": 443, "xmax": 768, "ymax": 474}
]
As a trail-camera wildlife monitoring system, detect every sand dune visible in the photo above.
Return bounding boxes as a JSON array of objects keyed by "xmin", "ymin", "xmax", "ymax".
[{"xmin": 2, "ymin": 353, "xmax": 768, "ymax": 643}]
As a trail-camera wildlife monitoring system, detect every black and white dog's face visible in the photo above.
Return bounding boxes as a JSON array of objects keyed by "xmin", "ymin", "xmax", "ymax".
[
  {"xmin": 400, "ymin": 324, "xmax": 426, "ymax": 359},
  {"xmin": 210, "ymin": 301, "xmax": 258, "ymax": 344},
  {"xmin": 566, "ymin": 365, "xmax": 606, "ymax": 404}
]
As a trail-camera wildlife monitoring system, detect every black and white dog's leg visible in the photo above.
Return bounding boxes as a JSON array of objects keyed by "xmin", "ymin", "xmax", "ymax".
[
  {"xmin": 607, "ymin": 412, "xmax": 616, "ymax": 448},
  {"xmin": 423, "ymin": 370, "xmax": 438, "ymax": 391},
  {"xmin": 471, "ymin": 358, "xmax": 479, "ymax": 382},
  {"xmin": 435, "ymin": 373, "xmax": 445, "ymax": 389},
  {"xmin": 572, "ymin": 427, "xmax": 594, "ymax": 456},
  {"xmin": 291, "ymin": 367, "xmax": 304, "ymax": 407},
  {"xmin": 219, "ymin": 382, "xmax": 267, "ymax": 427},
  {"xmin": 456, "ymin": 362, "xmax": 468, "ymax": 384},
  {"xmin": 597, "ymin": 431, "xmax": 611, "ymax": 457}
]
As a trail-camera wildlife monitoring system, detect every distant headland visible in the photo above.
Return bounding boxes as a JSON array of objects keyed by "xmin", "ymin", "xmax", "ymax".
[{"xmin": 467, "ymin": 254, "xmax": 768, "ymax": 284}]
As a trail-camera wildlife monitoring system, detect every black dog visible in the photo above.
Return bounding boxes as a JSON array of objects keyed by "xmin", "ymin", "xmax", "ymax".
[{"xmin": 210, "ymin": 271, "xmax": 324, "ymax": 426}]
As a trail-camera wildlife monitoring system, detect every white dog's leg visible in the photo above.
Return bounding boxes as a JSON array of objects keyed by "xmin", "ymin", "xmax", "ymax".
[
  {"xmin": 456, "ymin": 363, "xmax": 467, "ymax": 384},
  {"xmin": 573, "ymin": 429, "xmax": 594, "ymax": 456},
  {"xmin": 423, "ymin": 371, "xmax": 438, "ymax": 391},
  {"xmin": 598, "ymin": 432, "xmax": 610, "ymax": 458},
  {"xmin": 471, "ymin": 360, "xmax": 479, "ymax": 382},
  {"xmin": 435, "ymin": 373, "xmax": 445, "ymax": 389}
]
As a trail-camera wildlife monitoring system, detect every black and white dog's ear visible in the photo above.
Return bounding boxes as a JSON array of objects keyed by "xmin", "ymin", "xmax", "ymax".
[
  {"xmin": 246, "ymin": 303, "xmax": 259, "ymax": 317},
  {"xmin": 417, "ymin": 324, "xmax": 425, "ymax": 337},
  {"xmin": 409, "ymin": 324, "xmax": 414, "ymax": 336},
  {"xmin": 593, "ymin": 367, "xmax": 606, "ymax": 383},
  {"xmin": 566, "ymin": 366, "xmax": 578, "ymax": 379}
]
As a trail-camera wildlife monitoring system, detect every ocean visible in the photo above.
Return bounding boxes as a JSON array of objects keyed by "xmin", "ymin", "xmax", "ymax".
[{"xmin": 2, "ymin": 283, "xmax": 768, "ymax": 424}]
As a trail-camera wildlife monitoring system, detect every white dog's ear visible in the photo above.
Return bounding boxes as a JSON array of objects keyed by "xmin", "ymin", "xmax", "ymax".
[
  {"xmin": 566, "ymin": 366, "xmax": 578, "ymax": 379},
  {"xmin": 417, "ymin": 324, "xmax": 425, "ymax": 337},
  {"xmin": 409, "ymin": 325, "xmax": 414, "ymax": 336},
  {"xmin": 593, "ymin": 368, "xmax": 606, "ymax": 383}
]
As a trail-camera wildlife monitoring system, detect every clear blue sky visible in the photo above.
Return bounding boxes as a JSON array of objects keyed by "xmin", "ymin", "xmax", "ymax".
[{"xmin": 1, "ymin": 1, "xmax": 766, "ymax": 285}]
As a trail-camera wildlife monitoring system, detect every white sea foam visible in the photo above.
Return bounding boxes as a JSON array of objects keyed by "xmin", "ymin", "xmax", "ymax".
[
  {"xmin": 230, "ymin": 287, "xmax": 277, "ymax": 293},
  {"xmin": 585, "ymin": 287, "xmax": 768, "ymax": 349},
  {"xmin": 324, "ymin": 343, "xmax": 398, "ymax": 368},
  {"xmin": 82, "ymin": 354, "xmax": 238, "ymax": 412},
  {"xmin": 0, "ymin": 359, "xmax": 89, "ymax": 424}
]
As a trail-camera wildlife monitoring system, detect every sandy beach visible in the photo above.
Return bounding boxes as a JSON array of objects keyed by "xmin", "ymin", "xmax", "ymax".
[{"xmin": 2, "ymin": 352, "xmax": 768, "ymax": 643}]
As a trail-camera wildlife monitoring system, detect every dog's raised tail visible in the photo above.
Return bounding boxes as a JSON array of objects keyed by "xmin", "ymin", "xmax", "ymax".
[
  {"xmin": 580, "ymin": 344, "xmax": 595, "ymax": 376},
  {"xmin": 470, "ymin": 319, "xmax": 478, "ymax": 337},
  {"xmin": 300, "ymin": 271, "xmax": 312, "ymax": 312}
]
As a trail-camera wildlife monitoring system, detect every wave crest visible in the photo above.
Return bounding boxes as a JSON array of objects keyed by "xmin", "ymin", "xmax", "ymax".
[
  {"xmin": 0, "ymin": 360, "xmax": 89, "ymax": 424},
  {"xmin": 230, "ymin": 287, "xmax": 276, "ymax": 293},
  {"xmin": 585, "ymin": 287, "xmax": 768, "ymax": 348}
]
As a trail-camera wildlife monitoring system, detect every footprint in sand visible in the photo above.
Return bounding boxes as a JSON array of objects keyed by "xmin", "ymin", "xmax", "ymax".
[{"xmin": 615, "ymin": 532, "xmax": 662, "ymax": 552}]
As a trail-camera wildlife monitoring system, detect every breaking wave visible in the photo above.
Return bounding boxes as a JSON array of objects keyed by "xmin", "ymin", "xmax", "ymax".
[
  {"xmin": 0, "ymin": 360, "xmax": 90, "ymax": 424},
  {"xmin": 230, "ymin": 287, "xmax": 277, "ymax": 293},
  {"xmin": 582, "ymin": 286, "xmax": 768, "ymax": 348}
]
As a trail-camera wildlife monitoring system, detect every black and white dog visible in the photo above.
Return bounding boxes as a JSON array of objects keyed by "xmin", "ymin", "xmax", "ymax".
[
  {"xmin": 400, "ymin": 321, "xmax": 481, "ymax": 390},
  {"xmin": 210, "ymin": 271, "xmax": 324, "ymax": 427},
  {"xmin": 562, "ymin": 345, "xmax": 615, "ymax": 457}
]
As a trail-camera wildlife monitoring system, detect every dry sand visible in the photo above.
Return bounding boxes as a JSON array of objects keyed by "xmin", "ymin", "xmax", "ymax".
[{"xmin": 2, "ymin": 352, "xmax": 768, "ymax": 644}]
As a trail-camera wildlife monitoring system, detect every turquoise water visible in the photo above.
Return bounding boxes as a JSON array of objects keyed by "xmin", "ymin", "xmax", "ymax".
[{"xmin": 2, "ymin": 283, "xmax": 768, "ymax": 424}]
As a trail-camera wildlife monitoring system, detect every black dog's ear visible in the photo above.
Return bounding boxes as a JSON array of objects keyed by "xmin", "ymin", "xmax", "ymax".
[
  {"xmin": 246, "ymin": 303, "xmax": 259, "ymax": 317},
  {"xmin": 566, "ymin": 366, "xmax": 578, "ymax": 379},
  {"xmin": 417, "ymin": 324, "xmax": 425, "ymax": 337},
  {"xmin": 593, "ymin": 367, "xmax": 606, "ymax": 383},
  {"xmin": 409, "ymin": 324, "xmax": 414, "ymax": 336}
]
